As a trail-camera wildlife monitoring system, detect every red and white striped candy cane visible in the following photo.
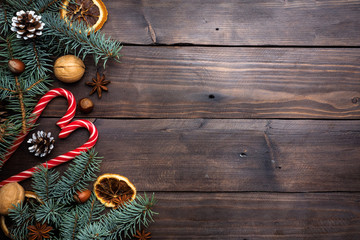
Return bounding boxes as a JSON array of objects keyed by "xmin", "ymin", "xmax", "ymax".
[
  {"xmin": 2, "ymin": 88, "xmax": 76, "ymax": 165},
  {"xmin": 0, "ymin": 88, "xmax": 98, "ymax": 187},
  {"xmin": 0, "ymin": 120, "xmax": 98, "ymax": 187}
]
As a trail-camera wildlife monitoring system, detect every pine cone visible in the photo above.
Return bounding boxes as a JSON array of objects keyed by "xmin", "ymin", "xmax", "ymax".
[
  {"xmin": 27, "ymin": 131, "xmax": 55, "ymax": 157},
  {"xmin": 11, "ymin": 10, "xmax": 45, "ymax": 40}
]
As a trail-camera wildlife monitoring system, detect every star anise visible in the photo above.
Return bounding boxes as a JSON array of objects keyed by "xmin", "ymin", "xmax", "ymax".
[
  {"xmin": 133, "ymin": 229, "xmax": 152, "ymax": 240},
  {"xmin": 86, "ymin": 72, "xmax": 110, "ymax": 98},
  {"xmin": 27, "ymin": 222, "xmax": 53, "ymax": 240},
  {"xmin": 112, "ymin": 194, "xmax": 131, "ymax": 209}
]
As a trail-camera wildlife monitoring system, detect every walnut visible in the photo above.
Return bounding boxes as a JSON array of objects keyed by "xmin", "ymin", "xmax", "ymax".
[
  {"xmin": 54, "ymin": 55, "xmax": 85, "ymax": 83},
  {"xmin": 0, "ymin": 182, "xmax": 25, "ymax": 215}
]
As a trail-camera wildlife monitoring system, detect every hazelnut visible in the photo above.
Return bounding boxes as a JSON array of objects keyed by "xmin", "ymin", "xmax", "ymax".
[
  {"xmin": 8, "ymin": 59, "xmax": 25, "ymax": 75},
  {"xmin": 74, "ymin": 189, "xmax": 91, "ymax": 203},
  {"xmin": 0, "ymin": 182, "xmax": 25, "ymax": 215},
  {"xmin": 78, "ymin": 98, "xmax": 94, "ymax": 113},
  {"xmin": 54, "ymin": 55, "xmax": 85, "ymax": 83}
]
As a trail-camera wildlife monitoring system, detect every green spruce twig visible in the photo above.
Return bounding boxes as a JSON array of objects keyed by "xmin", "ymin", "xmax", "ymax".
[
  {"xmin": 60, "ymin": 194, "xmax": 105, "ymax": 239},
  {"xmin": 8, "ymin": 202, "xmax": 36, "ymax": 239},
  {"xmin": 51, "ymin": 149, "xmax": 102, "ymax": 204},
  {"xmin": 102, "ymin": 193, "xmax": 158, "ymax": 240},
  {"xmin": 8, "ymin": 149, "xmax": 157, "ymax": 239},
  {"xmin": 42, "ymin": 13, "xmax": 122, "ymax": 68},
  {"xmin": 35, "ymin": 198, "xmax": 65, "ymax": 228},
  {"xmin": 0, "ymin": 33, "xmax": 52, "ymax": 160},
  {"xmin": 32, "ymin": 165, "xmax": 60, "ymax": 201},
  {"xmin": 0, "ymin": 1, "xmax": 122, "ymax": 161}
]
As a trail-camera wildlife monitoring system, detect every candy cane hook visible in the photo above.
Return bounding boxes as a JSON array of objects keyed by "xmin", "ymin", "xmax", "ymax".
[
  {"xmin": 0, "ymin": 120, "xmax": 98, "ymax": 187},
  {"xmin": 2, "ymin": 88, "xmax": 76, "ymax": 165},
  {"xmin": 0, "ymin": 88, "xmax": 98, "ymax": 187}
]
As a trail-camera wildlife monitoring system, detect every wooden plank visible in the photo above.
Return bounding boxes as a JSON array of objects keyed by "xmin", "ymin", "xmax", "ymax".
[
  {"xmin": 45, "ymin": 47, "xmax": 360, "ymax": 119},
  {"xmin": 1, "ymin": 118, "xmax": 360, "ymax": 192},
  {"xmin": 148, "ymin": 192, "xmax": 360, "ymax": 239},
  {"xmin": 0, "ymin": 192, "xmax": 358, "ymax": 239},
  {"xmin": 101, "ymin": 0, "xmax": 360, "ymax": 46}
]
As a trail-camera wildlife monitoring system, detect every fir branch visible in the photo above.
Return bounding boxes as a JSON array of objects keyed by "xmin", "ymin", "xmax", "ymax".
[
  {"xmin": 5, "ymin": 34, "xmax": 13, "ymax": 59},
  {"xmin": 79, "ymin": 194, "xmax": 105, "ymax": 226},
  {"xmin": 0, "ymin": 87, "xmax": 15, "ymax": 92},
  {"xmin": 60, "ymin": 211, "xmax": 79, "ymax": 240},
  {"xmin": 0, "ymin": 33, "xmax": 52, "ymax": 159},
  {"xmin": 0, "ymin": 3, "xmax": 7, "ymax": 35},
  {"xmin": 35, "ymin": 198, "xmax": 65, "ymax": 228},
  {"xmin": 0, "ymin": 1, "xmax": 14, "ymax": 35},
  {"xmin": 0, "ymin": 70, "xmax": 16, "ymax": 99},
  {"xmin": 0, "ymin": 120, "xmax": 22, "ymax": 162},
  {"xmin": 8, "ymin": 202, "xmax": 35, "ymax": 240},
  {"xmin": 103, "ymin": 193, "xmax": 157, "ymax": 240},
  {"xmin": 52, "ymin": 149, "xmax": 102, "ymax": 204},
  {"xmin": 6, "ymin": 148, "xmax": 158, "ymax": 238},
  {"xmin": 72, "ymin": 213, "xmax": 79, "ymax": 240},
  {"xmin": 59, "ymin": 209, "xmax": 80, "ymax": 240},
  {"xmin": 14, "ymin": 75, "xmax": 27, "ymax": 134},
  {"xmin": 38, "ymin": 0, "xmax": 62, "ymax": 13},
  {"xmin": 77, "ymin": 223, "xmax": 110, "ymax": 240},
  {"xmin": 25, "ymin": 78, "xmax": 45, "ymax": 92},
  {"xmin": 42, "ymin": 13, "xmax": 122, "ymax": 68},
  {"xmin": 8, "ymin": 202, "xmax": 33, "ymax": 227},
  {"xmin": 32, "ymin": 41, "xmax": 42, "ymax": 71},
  {"xmin": 5, "ymin": 0, "xmax": 31, "ymax": 11},
  {"xmin": 60, "ymin": 194, "xmax": 105, "ymax": 239},
  {"xmin": 22, "ymin": 41, "xmax": 53, "ymax": 80},
  {"xmin": 32, "ymin": 164, "xmax": 60, "ymax": 201}
]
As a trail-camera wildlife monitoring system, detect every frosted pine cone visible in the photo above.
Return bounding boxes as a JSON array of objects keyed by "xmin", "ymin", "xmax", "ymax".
[
  {"xmin": 27, "ymin": 131, "xmax": 55, "ymax": 157},
  {"xmin": 11, "ymin": 10, "xmax": 45, "ymax": 40}
]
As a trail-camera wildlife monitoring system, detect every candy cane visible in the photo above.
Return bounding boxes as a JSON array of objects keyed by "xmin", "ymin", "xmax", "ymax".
[
  {"xmin": 0, "ymin": 89, "xmax": 98, "ymax": 187},
  {"xmin": 2, "ymin": 88, "xmax": 76, "ymax": 164},
  {"xmin": 0, "ymin": 120, "xmax": 98, "ymax": 187}
]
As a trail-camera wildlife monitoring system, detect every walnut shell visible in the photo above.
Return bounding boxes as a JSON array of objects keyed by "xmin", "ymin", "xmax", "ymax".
[
  {"xmin": 0, "ymin": 182, "xmax": 25, "ymax": 215},
  {"xmin": 54, "ymin": 55, "xmax": 85, "ymax": 83}
]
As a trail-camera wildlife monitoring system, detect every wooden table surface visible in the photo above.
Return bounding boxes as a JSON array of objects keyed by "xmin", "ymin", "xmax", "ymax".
[{"xmin": 1, "ymin": 1, "xmax": 360, "ymax": 239}]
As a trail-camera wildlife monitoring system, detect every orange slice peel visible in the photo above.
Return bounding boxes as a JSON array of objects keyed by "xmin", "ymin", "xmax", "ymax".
[
  {"xmin": 60, "ymin": 0, "xmax": 108, "ymax": 32},
  {"xmin": 94, "ymin": 173, "xmax": 136, "ymax": 208}
]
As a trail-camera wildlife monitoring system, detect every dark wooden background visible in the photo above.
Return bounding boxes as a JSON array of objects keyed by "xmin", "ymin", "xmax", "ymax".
[{"xmin": 2, "ymin": 0, "xmax": 360, "ymax": 239}]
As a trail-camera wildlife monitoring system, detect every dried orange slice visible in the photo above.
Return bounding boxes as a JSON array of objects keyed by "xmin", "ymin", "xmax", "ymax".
[
  {"xmin": 94, "ymin": 174, "xmax": 136, "ymax": 208},
  {"xmin": 60, "ymin": 0, "xmax": 108, "ymax": 32}
]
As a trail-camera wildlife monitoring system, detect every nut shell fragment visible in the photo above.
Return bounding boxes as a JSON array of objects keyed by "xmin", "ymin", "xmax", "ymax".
[{"xmin": 0, "ymin": 182, "xmax": 25, "ymax": 215}]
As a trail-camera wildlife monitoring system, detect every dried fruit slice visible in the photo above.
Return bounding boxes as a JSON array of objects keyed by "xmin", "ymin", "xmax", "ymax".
[
  {"xmin": 94, "ymin": 174, "xmax": 136, "ymax": 208},
  {"xmin": 60, "ymin": 0, "xmax": 108, "ymax": 32}
]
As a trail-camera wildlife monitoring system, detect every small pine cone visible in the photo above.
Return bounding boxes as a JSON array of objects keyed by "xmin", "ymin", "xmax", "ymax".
[
  {"xmin": 27, "ymin": 131, "xmax": 55, "ymax": 157},
  {"xmin": 11, "ymin": 10, "xmax": 45, "ymax": 40}
]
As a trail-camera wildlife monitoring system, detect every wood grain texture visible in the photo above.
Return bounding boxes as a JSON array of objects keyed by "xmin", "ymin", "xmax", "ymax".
[
  {"xmin": 2, "ymin": 1, "xmax": 360, "ymax": 239},
  {"xmin": 148, "ymin": 192, "xmax": 360, "ymax": 239},
  {"xmin": 2, "ymin": 118, "xmax": 359, "ymax": 192},
  {"xmin": 100, "ymin": 0, "xmax": 360, "ymax": 46},
  {"xmin": 45, "ymin": 47, "xmax": 360, "ymax": 119},
  {"xmin": 0, "ymin": 192, "xmax": 358, "ymax": 239}
]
